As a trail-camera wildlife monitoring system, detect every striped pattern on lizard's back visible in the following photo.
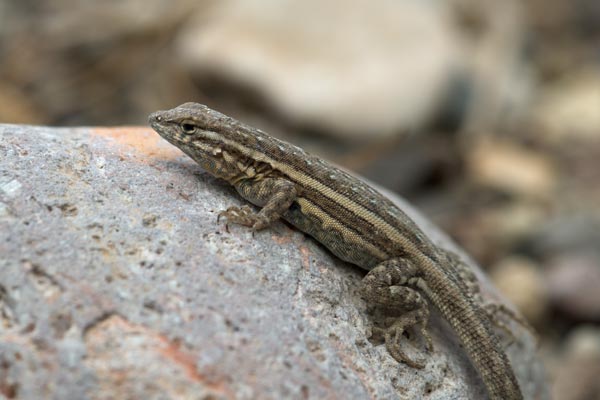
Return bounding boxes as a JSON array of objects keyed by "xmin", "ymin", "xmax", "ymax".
[{"xmin": 149, "ymin": 102, "xmax": 524, "ymax": 400}]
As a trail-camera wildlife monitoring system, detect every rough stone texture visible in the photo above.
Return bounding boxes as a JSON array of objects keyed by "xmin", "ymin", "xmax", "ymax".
[{"xmin": 0, "ymin": 124, "xmax": 545, "ymax": 399}]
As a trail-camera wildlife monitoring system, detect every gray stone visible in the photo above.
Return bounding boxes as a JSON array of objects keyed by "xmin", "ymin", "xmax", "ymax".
[{"xmin": 0, "ymin": 124, "xmax": 545, "ymax": 399}]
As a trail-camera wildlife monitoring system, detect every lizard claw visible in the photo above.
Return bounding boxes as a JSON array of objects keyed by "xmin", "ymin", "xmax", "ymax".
[
  {"xmin": 217, "ymin": 205, "xmax": 255, "ymax": 228},
  {"xmin": 384, "ymin": 326, "xmax": 427, "ymax": 369},
  {"xmin": 381, "ymin": 309, "xmax": 433, "ymax": 369}
]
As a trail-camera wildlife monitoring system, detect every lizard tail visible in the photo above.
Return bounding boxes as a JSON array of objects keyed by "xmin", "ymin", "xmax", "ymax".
[{"xmin": 417, "ymin": 254, "xmax": 523, "ymax": 400}]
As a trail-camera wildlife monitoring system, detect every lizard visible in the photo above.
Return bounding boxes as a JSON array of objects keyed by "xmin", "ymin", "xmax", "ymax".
[{"xmin": 149, "ymin": 102, "xmax": 525, "ymax": 399}]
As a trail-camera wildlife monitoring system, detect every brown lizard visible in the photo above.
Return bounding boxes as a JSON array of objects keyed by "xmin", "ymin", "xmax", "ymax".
[{"xmin": 149, "ymin": 102, "xmax": 526, "ymax": 399}]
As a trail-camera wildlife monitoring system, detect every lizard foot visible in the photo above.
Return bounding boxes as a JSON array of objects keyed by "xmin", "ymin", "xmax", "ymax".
[
  {"xmin": 442, "ymin": 249, "xmax": 535, "ymax": 342},
  {"xmin": 361, "ymin": 259, "xmax": 433, "ymax": 369},
  {"xmin": 379, "ymin": 309, "xmax": 433, "ymax": 369},
  {"xmin": 218, "ymin": 205, "xmax": 269, "ymax": 231}
]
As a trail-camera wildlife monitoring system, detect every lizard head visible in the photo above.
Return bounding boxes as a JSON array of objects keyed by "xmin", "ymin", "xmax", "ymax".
[
  {"xmin": 149, "ymin": 102, "xmax": 253, "ymax": 179},
  {"xmin": 149, "ymin": 102, "xmax": 303, "ymax": 181},
  {"xmin": 149, "ymin": 102, "xmax": 230, "ymax": 152}
]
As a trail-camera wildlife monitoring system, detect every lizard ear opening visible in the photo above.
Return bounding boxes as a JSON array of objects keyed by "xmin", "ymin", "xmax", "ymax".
[{"xmin": 181, "ymin": 121, "xmax": 197, "ymax": 134}]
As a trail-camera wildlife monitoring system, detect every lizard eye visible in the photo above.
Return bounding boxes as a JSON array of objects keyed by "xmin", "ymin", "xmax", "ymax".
[{"xmin": 181, "ymin": 121, "xmax": 197, "ymax": 134}]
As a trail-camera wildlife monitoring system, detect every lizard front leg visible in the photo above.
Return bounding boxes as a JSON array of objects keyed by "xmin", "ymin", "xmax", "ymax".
[
  {"xmin": 361, "ymin": 258, "xmax": 433, "ymax": 368},
  {"xmin": 219, "ymin": 177, "xmax": 297, "ymax": 231}
]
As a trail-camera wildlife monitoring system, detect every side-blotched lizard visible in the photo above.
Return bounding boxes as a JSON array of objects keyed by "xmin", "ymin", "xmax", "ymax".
[{"xmin": 149, "ymin": 103, "xmax": 526, "ymax": 399}]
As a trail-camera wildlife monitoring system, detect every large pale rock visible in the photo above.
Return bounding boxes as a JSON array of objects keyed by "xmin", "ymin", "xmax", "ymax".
[
  {"xmin": 0, "ymin": 124, "xmax": 545, "ymax": 399},
  {"xmin": 532, "ymin": 67, "xmax": 600, "ymax": 141},
  {"xmin": 177, "ymin": 0, "xmax": 530, "ymax": 139},
  {"xmin": 177, "ymin": 0, "xmax": 460, "ymax": 138}
]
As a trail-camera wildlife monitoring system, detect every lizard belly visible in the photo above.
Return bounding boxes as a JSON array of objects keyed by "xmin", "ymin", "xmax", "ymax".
[{"xmin": 283, "ymin": 200, "xmax": 386, "ymax": 270}]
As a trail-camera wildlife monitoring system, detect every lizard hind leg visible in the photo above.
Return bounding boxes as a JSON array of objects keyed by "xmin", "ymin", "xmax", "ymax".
[
  {"xmin": 361, "ymin": 259, "xmax": 433, "ymax": 369},
  {"xmin": 443, "ymin": 250, "xmax": 535, "ymax": 340},
  {"xmin": 383, "ymin": 307, "xmax": 432, "ymax": 369},
  {"xmin": 484, "ymin": 302, "xmax": 536, "ymax": 342}
]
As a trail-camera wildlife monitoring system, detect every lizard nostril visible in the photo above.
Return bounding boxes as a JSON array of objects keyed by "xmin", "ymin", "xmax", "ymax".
[{"xmin": 148, "ymin": 113, "xmax": 163, "ymax": 124}]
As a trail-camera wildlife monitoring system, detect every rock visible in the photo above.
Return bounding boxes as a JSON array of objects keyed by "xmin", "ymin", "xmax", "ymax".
[
  {"xmin": 546, "ymin": 253, "xmax": 600, "ymax": 321},
  {"xmin": 451, "ymin": 201, "xmax": 547, "ymax": 262},
  {"xmin": 533, "ymin": 67, "xmax": 600, "ymax": 142},
  {"xmin": 453, "ymin": 0, "xmax": 533, "ymax": 133},
  {"xmin": 176, "ymin": 0, "xmax": 461, "ymax": 138},
  {"xmin": 552, "ymin": 326, "xmax": 600, "ymax": 400},
  {"xmin": 0, "ymin": 123, "xmax": 545, "ymax": 399},
  {"xmin": 528, "ymin": 214, "xmax": 600, "ymax": 258},
  {"xmin": 177, "ymin": 0, "xmax": 531, "ymax": 139},
  {"xmin": 466, "ymin": 137, "xmax": 557, "ymax": 199},
  {"xmin": 490, "ymin": 256, "xmax": 548, "ymax": 325}
]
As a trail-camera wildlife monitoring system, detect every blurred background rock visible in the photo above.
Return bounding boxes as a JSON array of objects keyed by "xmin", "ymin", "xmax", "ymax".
[{"xmin": 1, "ymin": 0, "xmax": 598, "ymax": 398}]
